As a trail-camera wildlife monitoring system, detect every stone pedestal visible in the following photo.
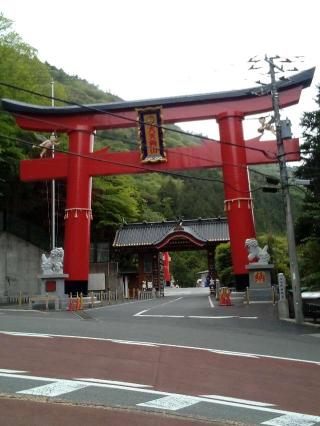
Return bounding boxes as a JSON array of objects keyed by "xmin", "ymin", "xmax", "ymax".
[
  {"xmin": 39, "ymin": 273, "xmax": 69, "ymax": 297},
  {"xmin": 246, "ymin": 263, "xmax": 274, "ymax": 288},
  {"xmin": 246, "ymin": 263, "xmax": 274, "ymax": 302},
  {"xmin": 29, "ymin": 274, "xmax": 70, "ymax": 311}
]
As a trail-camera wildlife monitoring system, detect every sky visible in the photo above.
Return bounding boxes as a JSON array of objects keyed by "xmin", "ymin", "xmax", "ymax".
[{"xmin": 1, "ymin": 0, "xmax": 319, "ymax": 140}]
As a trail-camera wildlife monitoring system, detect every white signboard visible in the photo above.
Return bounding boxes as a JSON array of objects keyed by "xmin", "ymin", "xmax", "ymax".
[{"xmin": 88, "ymin": 273, "xmax": 105, "ymax": 291}]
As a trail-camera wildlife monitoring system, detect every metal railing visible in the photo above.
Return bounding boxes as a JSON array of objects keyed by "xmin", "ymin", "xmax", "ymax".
[{"xmin": 0, "ymin": 293, "xmax": 30, "ymax": 306}]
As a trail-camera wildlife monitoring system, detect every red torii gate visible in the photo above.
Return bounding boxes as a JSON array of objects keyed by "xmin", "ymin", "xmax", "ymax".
[{"xmin": 2, "ymin": 68, "xmax": 314, "ymax": 292}]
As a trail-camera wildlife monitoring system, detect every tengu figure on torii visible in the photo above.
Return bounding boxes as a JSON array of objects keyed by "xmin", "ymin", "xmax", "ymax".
[{"xmin": 1, "ymin": 68, "xmax": 314, "ymax": 293}]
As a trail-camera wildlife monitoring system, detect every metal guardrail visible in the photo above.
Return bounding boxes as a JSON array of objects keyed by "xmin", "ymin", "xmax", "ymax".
[
  {"xmin": 91, "ymin": 288, "xmax": 157, "ymax": 302},
  {"xmin": 0, "ymin": 287, "xmax": 158, "ymax": 308},
  {"xmin": 0, "ymin": 293, "xmax": 30, "ymax": 306},
  {"xmin": 138, "ymin": 289, "xmax": 157, "ymax": 300}
]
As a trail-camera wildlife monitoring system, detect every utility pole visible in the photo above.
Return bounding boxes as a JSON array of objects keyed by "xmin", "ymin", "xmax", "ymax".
[
  {"xmin": 264, "ymin": 55, "xmax": 304, "ymax": 324},
  {"xmin": 50, "ymin": 79, "xmax": 56, "ymax": 249}
]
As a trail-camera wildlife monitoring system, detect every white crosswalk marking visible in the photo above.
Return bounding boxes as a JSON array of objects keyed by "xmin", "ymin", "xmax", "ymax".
[
  {"xmin": 17, "ymin": 380, "xmax": 90, "ymax": 396},
  {"xmin": 138, "ymin": 395, "xmax": 201, "ymax": 410},
  {"xmin": 262, "ymin": 413, "xmax": 320, "ymax": 425}
]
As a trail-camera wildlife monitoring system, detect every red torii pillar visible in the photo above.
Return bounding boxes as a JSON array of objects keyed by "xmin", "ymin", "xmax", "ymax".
[
  {"xmin": 217, "ymin": 112, "xmax": 255, "ymax": 286},
  {"xmin": 63, "ymin": 130, "xmax": 94, "ymax": 292}
]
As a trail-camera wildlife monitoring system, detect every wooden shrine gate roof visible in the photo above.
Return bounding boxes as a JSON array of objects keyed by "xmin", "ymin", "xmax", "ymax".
[{"xmin": 113, "ymin": 217, "xmax": 229, "ymax": 251}]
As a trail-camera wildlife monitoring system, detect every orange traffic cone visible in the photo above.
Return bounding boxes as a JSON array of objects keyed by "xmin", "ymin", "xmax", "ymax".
[
  {"xmin": 225, "ymin": 290, "xmax": 232, "ymax": 306},
  {"xmin": 219, "ymin": 287, "xmax": 232, "ymax": 306},
  {"xmin": 67, "ymin": 294, "xmax": 73, "ymax": 311},
  {"xmin": 219, "ymin": 288, "xmax": 225, "ymax": 306}
]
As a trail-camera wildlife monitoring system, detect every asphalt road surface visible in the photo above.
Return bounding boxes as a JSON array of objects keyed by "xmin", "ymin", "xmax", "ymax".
[{"xmin": 0, "ymin": 287, "xmax": 319, "ymax": 425}]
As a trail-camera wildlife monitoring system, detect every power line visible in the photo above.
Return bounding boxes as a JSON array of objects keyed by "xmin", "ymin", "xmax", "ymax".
[{"xmin": 0, "ymin": 132, "xmax": 266, "ymax": 194}]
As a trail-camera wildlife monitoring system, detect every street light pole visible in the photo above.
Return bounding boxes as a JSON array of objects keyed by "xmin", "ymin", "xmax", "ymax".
[
  {"xmin": 50, "ymin": 79, "xmax": 56, "ymax": 250},
  {"xmin": 265, "ymin": 55, "xmax": 304, "ymax": 324}
]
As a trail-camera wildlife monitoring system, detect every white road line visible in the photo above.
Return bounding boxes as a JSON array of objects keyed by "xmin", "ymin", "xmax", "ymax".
[
  {"xmin": 240, "ymin": 316, "xmax": 259, "ymax": 319},
  {"xmin": 109, "ymin": 339, "xmax": 159, "ymax": 347},
  {"xmin": 0, "ymin": 372, "xmax": 66, "ymax": 383},
  {"xmin": 134, "ymin": 309, "xmax": 149, "ymax": 316},
  {"xmin": 135, "ymin": 314, "xmax": 185, "ymax": 318},
  {"xmin": 138, "ymin": 395, "xmax": 201, "ymax": 410},
  {"xmin": 1, "ymin": 331, "xmax": 319, "ymax": 366},
  {"xmin": 1, "ymin": 371, "xmax": 320, "ymax": 422},
  {"xmin": 76, "ymin": 378, "xmax": 152, "ymax": 388},
  {"xmin": 202, "ymin": 395, "xmax": 275, "ymax": 407},
  {"xmin": 135, "ymin": 314, "xmax": 258, "ymax": 319},
  {"xmin": 134, "ymin": 297, "xmax": 184, "ymax": 317},
  {"xmin": 0, "ymin": 331, "xmax": 53, "ymax": 338},
  {"xmin": 0, "ymin": 369, "xmax": 27, "ymax": 374},
  {"xmin": 208, "ymin": 296, "xmax": 215, "ymax": 308},
  {"xmin": 262, "ymin": 413, "xmax": 320, "ymax": 425},
  {"xmin": 210, "ymin": 349, "xmax": 260, "ymax": 358},
  {"xmin": 189, "ymin": 315, "xmax": 237, "ymax": 319},
  {"xmin": 17, "ymin": 380, "xmax": 90, "ymax": 396}
]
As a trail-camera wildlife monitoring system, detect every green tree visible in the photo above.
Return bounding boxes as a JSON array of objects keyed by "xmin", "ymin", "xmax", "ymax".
[
  {"xmin": 170, "ymin": 251, "xmax": 207, "ymax": 287},
  {"xmin": 295, "ymin": 85, "xmax": 320, "ymax": 288},
  {"xmin": 258, "ymin": 234, "xmax": 290, "ymax": 284},
  {"xmin": 215, "ymin": 243, "xmax": 233, "ymax": 286},
  {"xmin": 92, "ymin": 176, "xmax": 141, "ymax": 235}
]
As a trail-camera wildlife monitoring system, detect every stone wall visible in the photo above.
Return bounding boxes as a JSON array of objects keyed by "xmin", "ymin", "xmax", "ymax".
[
  {"xmin": 0, "ymin": 232, "xmax": 41, "ymax": 297},
  {"xmin": 0, "ymin": 231, "xmax": 120, "ymax": 297}
]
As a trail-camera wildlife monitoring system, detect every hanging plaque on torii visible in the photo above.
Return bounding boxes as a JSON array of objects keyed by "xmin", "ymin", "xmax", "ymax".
[{"xmin": 1, "ymin": 68, "xmax": 315, "ymax": 292}]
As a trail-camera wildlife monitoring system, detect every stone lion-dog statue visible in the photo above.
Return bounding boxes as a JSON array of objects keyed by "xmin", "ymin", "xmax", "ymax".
[{"xmin": 245, "ymin": 238, "xmax": 270, "ymax": 264}]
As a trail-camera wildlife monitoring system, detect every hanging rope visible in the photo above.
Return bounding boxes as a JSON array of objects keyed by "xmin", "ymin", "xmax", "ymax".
[
  {"xmin": 56, "ymin": 181, "xmax": 60, "ymax": 246},
  {"xmin": 45, "ymin": 180, "xmax": 52, "ymax": 250}
]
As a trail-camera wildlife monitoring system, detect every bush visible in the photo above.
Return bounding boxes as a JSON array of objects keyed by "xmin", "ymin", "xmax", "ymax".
[{"xmin": 215, "ymin": 243, "xmax": 233, "ymax": 286}]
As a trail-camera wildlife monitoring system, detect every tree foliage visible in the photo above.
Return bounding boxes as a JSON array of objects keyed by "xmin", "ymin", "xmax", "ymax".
[
  {"xmin": 170, "ymin": 251, "xmax": 207, "ymax": 287},
  {"xmin": 294, "ymin": 85, "xmax": 320, "ymax": 288},
  {"xmin": 215, "ymin": 243, "xmax": 233, "ymax": 286}
]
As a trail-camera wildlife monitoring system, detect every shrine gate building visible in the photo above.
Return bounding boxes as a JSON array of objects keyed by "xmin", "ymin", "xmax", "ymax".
[{"xmin": 113, "ymin": 217, "xmax": 229, "ymax": 292}]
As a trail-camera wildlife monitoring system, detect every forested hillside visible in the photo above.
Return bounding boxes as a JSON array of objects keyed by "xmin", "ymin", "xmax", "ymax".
[{"xmin": 1, "ymin": 12, "xmax": 317, "ymax": 288}]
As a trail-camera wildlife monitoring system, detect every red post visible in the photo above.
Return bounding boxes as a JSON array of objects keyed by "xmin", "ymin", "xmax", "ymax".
[
  {"xmin": 64, "ymin": 130, "xmax": 94, "ymax": 289},
  {"xmin": 217, "ymin": 112, "xmax": 256, "ymax": 288}
]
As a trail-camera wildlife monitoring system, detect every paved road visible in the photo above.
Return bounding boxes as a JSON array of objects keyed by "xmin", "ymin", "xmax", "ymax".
[{"xmin": 0, "ymin": 288, "xmax": 319, "ymax": 425}]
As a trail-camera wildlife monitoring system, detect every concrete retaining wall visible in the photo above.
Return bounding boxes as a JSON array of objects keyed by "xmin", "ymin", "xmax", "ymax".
[{"xmin": 0, "ymin": 232, "xmax": 41, "ymax": 297}]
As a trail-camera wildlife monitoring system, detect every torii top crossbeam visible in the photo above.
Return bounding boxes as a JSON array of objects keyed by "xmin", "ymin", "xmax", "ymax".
[
  {"xmin": 2, "ymin": 68, "xmax": 314, "ymax": 131},
  {"xmin": 1, "ymin": 68, "xmax": 315, "ymax": 291}
]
